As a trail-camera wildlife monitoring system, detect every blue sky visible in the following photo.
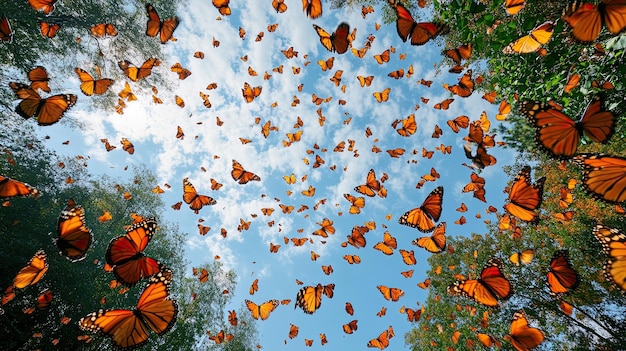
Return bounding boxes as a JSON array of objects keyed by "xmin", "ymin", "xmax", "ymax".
[{"xmin": 30, "ymin": 0, "xmax": 521, "ymax": 349}]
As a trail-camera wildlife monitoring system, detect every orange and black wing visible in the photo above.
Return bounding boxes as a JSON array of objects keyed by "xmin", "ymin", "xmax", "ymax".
[
  {"xmin": 182, "ymin": 178, "xmax": 216, "ymax": 214},
  {"xmin": 593, "ymin": 224, "xmax": 626, "ymax": 292},
  {"xmin": 13, "ymin": 250, "xmax": 48, "ymax": 289},
  {"xmin": 547, "ymin": 250, "xmax": 580, "ymax": 296},
  {"xmin": 56, "ymin": 198, "xmax": 93, "ymax": 261},
  {"xmin": 75, "ymin": 68, "xmax": 114, "ymax": 96},
  {"xmin": 413, "ymin": 222, "xmax": 446, "ymax": 253},
  {"xmin": 399, "ymin": 186, "xmax": 443, "ymax": 232},
  {"xmin": 231, "ymin": 160, "xmax": 261, "ymax": 184},
  {"xmin": 0, "ymin": 175, "xmax": 39, "ymax": 199},
  {"xmin": 105, "ymin": 218, "xmax": 161, "ymax": 286},
  {"xmin": 503, "ymin": 166, "xmax": 545, "ymax": 223}
]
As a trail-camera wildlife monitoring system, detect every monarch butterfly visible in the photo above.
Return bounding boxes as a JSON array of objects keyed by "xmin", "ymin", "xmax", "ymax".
[
  {"xmin": 367, "ymin": 327, "xmax": 393, "ymax": 349},
  {"xmin": 171, "ymin": 62, "xmax": 191, "ymax": 80},
  {"xmin": 503, "ymin": 310, "xmax": 544, "ymax": 351},
  {"xmin": 0, "ymin": 16, "xmax": 13, "ymax": 43},
  {"xmin": 313, "ymin": 22, "xmax": 351, "ymax": 54},
  {"xmin": 344, "ymin": 193, "xmax": 365, "ymax": 214},
  {"xmin": 434, "ymin": 98, "xmax": 454, "ymax": 110},
  {"xmin": 373, "ymin": 87, "xmax": 391, "ymax": 103},
  {"xmin": 106, "ymin": 218, "xmax": 162, "ymax": 286},
  {"xmin": 573, "ymin": 154, "xmax": 626, "ymax": 203},
  {"xmin": 313, "ymin": 218, "xmax": 335, "ymax": 237},
  {"xmin": 343, "ymin": 320, "xmax": 358, "ymax": 334},
  {"xmin": 39, "ymin": 22, "xmax": 60, "ymax": 38},
  {"xmin": 145, "ymin": 4, "xmax": 179, "ymax": 44},
  {"xmin": 79, "ymin": 269, "xmax": 178, "ymax": 350},
  {"xmin": 28, "ymin": 66, "xmax": 51, "ymax": 93},
  {"xmin": 400, "ymin": 249, "xmax": 416, "ymax": 265},
  {"xmin": 395, "ymin": 114, "xmax": 417, "ymax": 137},
  {"xmin": 318, "ymin": 57, "xmax": 334, "ymax": 71},
  {"xmin": 212, "ymin": 0, "xmax": 231, "ymax": 15},
  {"xmin": 346, "ymin": 225, "xmax": 368, "ymax": 248},
  {"xmin": 231, "ymin": 160, "xmax": 261, "ymax": 184},
  {"xmin": 74, "ymin": 68, "xmax": 114, "ymax": 96},
  {"xmin": 295, "ymin": 284, "xmax": 327, "ymax": 314},
  {"xmin": 387, "ymin": 69, "xmax": 404, "ymax": 79},
  {"xmin": 505, "ymin": 0, "xmax": 526, "ymax": 15},
  {"xmin": 503, "ymin": 21, "xmax": 554, "ymax": 54},
  {"xmin": 446, "ymin": 69, "xmax": 475, "ymax": 97},
  {"xmin": 399, "ymin": 186, "xmax": 443, "ymax": 233},
  {"xmin": 373, "ymin": 231, "xmax": 397, "ymax": 255},
  {"xmin": 563, "ymin": 0, "xmax": 626, "ymax": 42},
  {"xmin": 503, "ymin": 166, "xmax": 545, "ymax": 223},
  {"xmin": 510, "ymin": 249, "xmax": 535, "ymax": 266},
  {"xmin": 377, "ymin": 285, "xmax": 404, "ymax": 301},
  {"xmin": 547, "ymin": 250, "xmax": 580, "ymax": 296},
  {"xmin": 443, "ymin": 44, "xmax": 472, "ymax": 64},
  {"xmin": 9, "ymin": 82, "xmax": 77, "ymax": 126},
  {"xmin": 354, "ymin": 169, "xmax": 387, "ymax": 197},
  {"xmin": 272, "ymin": 0, "xmax": 287, "ymax": 13},
  {"xmin": 118, "ymin": 58, "xmax": 159, "ymax": 82},
  {"xmin": 445, "ymin": 115, "xmax": 469, "ymax": 134},
  {"xmin": 302, "ymin": 0, "xmax": 322, "ymax": 19},
  {"xmin": 13, "ymin": 250, "xmax": 48, "ymax": 289},
  {"xmin": 593, "ymin": 224, "xmax": 626, "ymax": 292},
  {"xmin": 391, "ymin": 2, "xmax": 448, "ymax": 45},
  {"xmin": 56, "ymin": 198, "xmax": 92, "ymax": 262},
  {"xmin": 448, "ymin": 258, "xmax": 512, "ymax": 307},
  {"xmin": 413, "ymin": 222, "xmax": 446, "ymax": 253},
  {"xmin": 182, "ymin": 178, "xmax": 216, "ymax": 214},
  {"xmin": 520, "ymin": 97, "xmax": 615, "ymax": 158},
  {"xmin": 120, "ymin": 137, "xmax": 134, "ymax": 154},
  {"xmin": 0, "ymin": 175, "xmax": 39, "ymax": 199},
  {"xmin": 373, "ymin": 49, "xmax": 390, "ymax": 64},
  {"xmin": 242, "ymin": 82, "xmax": 262, "ymax": 103},
  {"xmin": 28, "ymin": 0, "xmax": 57, "ymax": 14},
  {"xmin": 90, "ymin": 23, "xmax": 117, "ymax": 37}
]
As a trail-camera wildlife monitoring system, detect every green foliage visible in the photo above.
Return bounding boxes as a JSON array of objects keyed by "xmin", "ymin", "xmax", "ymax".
[
  {"xmin": 0, "ymin": 0, "xmax": 181, "ymax": 113},
  {"xmin": 0, "ymin": 118, "xmax": 258, "ymax": 350}
]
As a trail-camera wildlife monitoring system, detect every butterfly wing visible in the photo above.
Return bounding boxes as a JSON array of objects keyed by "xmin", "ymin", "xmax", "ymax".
[
  {"xmin": 563, "ymin": 2, "xmax": 603, "ymax": 42},
  {"xmin": 13, "ymin": 250, "xmax": 48, "ymax": 289},
  {"xmin": 574, "ymin": 154, "xmax": 626, "ymax": 203},
  {"xmin": 413, "ymin": 222, "xmax": 446, "ymax": 253},
  {"xmin": 295, "ymin": 285, "xmax": 322, "ymax": 314},
  {"xmin": 504, "ymin": 166, "xmax": 545, "ymax": 223},
  {"xmin": 0, "ymin": 16, "xmax": 13, "ymax": 43},
  {"xmin": 313, "ymin": 24, "xmax": 333, "ymax": 52},
  {"xmin": 578, "ymin": 96, "xmax": 615, "ymax": 144},
  {"xmin": 106, "ymin": 218, "xmax": 161, "ymax": 286},
  {"xmin": 136, "ymin": 273, "xmax": 178, "ymax": 335},
  {"xmin": 503, "ymin": 21, "xmax": 554, "ymax": 54},
  {"xmin": 504, "ymin": 310, "xmax": 544, "ymax": 351},
  {"xmin": 593, "ymin": 224, "xmax": 626, "ymax": 291},
  {"xmin": 333, "ymin": 22, "xmax": 351, "ymax": 54},
  {"xmin": 28, "ymin": 66, "xmax": 51, "ymax": 92},
  {"xmin": 399, "ymin": 186, "xmax": 444, "ymax": 232},
  {"xmin": 547, "ymin": 250, "xmax": 580, "ymax": 296},
  {"xmin": 303, "ymin": 0, "xmax": 322, "ymax": 19},
  {"xmin": 520, "ymin": 100, "xmax": 580, "ymax": 158},
  {"xmin": 0, "ymin": 175, "xmax": 39, "ymax": 198},
  {"xmin": 56, "ymin": 199, "xmax": 93, "ymax": 261}
]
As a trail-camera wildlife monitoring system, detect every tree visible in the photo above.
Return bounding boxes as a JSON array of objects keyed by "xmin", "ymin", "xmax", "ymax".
[
  {"xmin": 0, "ymin": 119, "xmax": 258, "ymax": 350},
  {"xmin": 0, "ymin": 0, "xmax": 180, "ymax": 113}
]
